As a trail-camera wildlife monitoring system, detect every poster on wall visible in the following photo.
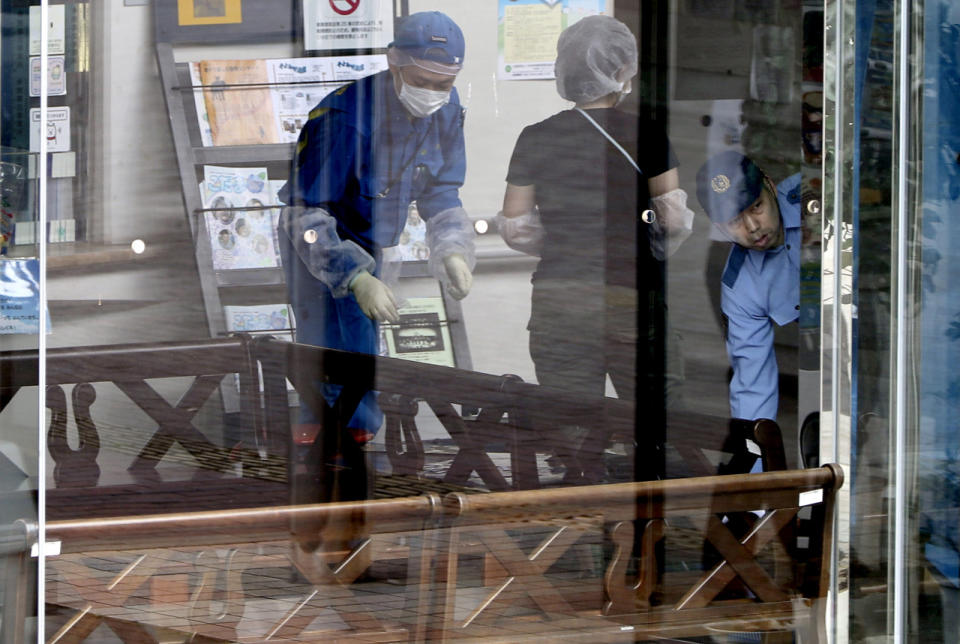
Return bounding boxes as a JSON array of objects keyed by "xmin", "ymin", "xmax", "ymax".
[
  {"xmin": 28, "ymin": 5, "xmax": 66, "ymax": 56},
  {"xmin": 29, "ymin": 56, "xmax": 67, "ymax": 97},
  {"xmin": 497, "ymin": 0, "xmax": 607, "ymax": 80},
  {"xmin": 177, "ymin": 0, "xmax": 243, "ymax": 26},
  {"xmin": 29, "ymin": 107, "xmax": 70, "ymax": 153},
  {"xmin": 302, "ymin": 0, "xmax": 394, "ymax": 51}
]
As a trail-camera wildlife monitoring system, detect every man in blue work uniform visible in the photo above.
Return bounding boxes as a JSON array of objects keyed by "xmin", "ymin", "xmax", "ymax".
[
  {"xmin": 278, "ymin": 12, "xmax": 475, "ymax": 458},
  {"xmin": 696, "ymin": 151, "xmax": 802, "ymax": 427}
]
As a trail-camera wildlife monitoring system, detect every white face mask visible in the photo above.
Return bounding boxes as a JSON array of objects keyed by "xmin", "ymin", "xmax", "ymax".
[{"xmin": 397, "ymin": 75, "xmax": 451, "ymax": 118}]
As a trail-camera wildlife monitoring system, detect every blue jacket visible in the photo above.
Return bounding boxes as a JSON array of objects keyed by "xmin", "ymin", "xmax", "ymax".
[
  {"xmin": 721, "ymin": 173, "xmax": 802, "ymax": 420},
  {"xmin": 279, "ymin": 69, "xmax": 466, "ymax": 254}
]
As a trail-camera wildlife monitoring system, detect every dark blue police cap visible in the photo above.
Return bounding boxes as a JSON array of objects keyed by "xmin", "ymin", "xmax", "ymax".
[
  {"xmin": 390, "ymin": 11, "xmax": 465, "ymax": 67},
  {"xmin": 696, "ymin": 151, "xmax": 765, "ymax": 225}
]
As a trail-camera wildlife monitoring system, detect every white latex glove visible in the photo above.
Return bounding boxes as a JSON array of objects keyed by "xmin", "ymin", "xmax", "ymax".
[
  {"xmin": 349, "ymin": 271, "xmax": 399, "ymax": 322},
  {"xmin": 443, "ymin": 253, "xmax": 473, "ymax": 300}
]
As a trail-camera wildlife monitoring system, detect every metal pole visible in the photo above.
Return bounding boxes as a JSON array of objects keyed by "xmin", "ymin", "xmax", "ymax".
[{"xmin": 891, "ymin": 0, "xmax": 912, "ymax": 639}]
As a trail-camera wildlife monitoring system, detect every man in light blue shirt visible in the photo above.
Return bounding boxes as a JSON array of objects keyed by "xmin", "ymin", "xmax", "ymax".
[{"xmin": 696, "ymin": 151, "xmax": 802, "ymax": 423}]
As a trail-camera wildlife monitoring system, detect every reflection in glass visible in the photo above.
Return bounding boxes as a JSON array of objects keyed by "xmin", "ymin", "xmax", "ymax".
[{"xmin": 0, "ymin": 0, "xmax": 871, "ymax": 640}]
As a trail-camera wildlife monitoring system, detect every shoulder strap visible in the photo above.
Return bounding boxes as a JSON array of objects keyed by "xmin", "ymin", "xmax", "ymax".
[{"xmin": 574, "ymin": 107, "xmax": 642, "ymax": 176}]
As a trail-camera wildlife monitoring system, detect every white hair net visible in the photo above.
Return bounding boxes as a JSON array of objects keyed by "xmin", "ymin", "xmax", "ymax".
[{"xmin": 555, "ymin": 15, "xmax": 638, "ymax": 104}]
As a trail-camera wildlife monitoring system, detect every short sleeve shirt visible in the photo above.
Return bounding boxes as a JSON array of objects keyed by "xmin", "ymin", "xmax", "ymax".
[{"xmin": 506, "ymin": 108, "xmax": 676, "ymax": 288}]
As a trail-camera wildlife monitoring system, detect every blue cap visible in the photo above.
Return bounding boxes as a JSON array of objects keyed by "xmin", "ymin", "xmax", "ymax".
[
  {"xmin": 390, "ymin": 12, "xmax": 465, "ymax": 67},
  {"xmin": 696, "ymin": 151, "xmax": 765, "ymax": 225}
]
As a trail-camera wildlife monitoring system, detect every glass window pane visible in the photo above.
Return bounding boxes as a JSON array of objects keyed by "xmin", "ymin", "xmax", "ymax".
[
  {"xmin": 1, "ymin": 0, "xmax": 44, "ymax": 639},
  {"xmin": 16, "ymin": 1, "xmax": 839, "ymax": 641},
  {"xmin": 909, "ymin": 2, "xmax": 960, "ymax": 642}
]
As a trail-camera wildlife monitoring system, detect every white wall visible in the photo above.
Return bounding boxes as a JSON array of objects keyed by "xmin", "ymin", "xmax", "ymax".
[
  {"xmin": 408, "ymin": 0, "xmax": 572, "ymax": 218},
  {"xmin": 100, "ymin": 2, "xmax": 183, "ymax": 244}
]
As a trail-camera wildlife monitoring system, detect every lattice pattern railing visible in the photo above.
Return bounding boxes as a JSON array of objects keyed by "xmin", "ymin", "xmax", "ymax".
[{"xmin": 35, "ymin": 466, "xmax": 841, "ymax": 643}]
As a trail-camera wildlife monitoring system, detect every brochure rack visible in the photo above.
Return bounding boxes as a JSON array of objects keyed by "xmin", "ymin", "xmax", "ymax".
[{"xmin": 153, "ymin": 1, "xmax": 473, "ymax": 412}]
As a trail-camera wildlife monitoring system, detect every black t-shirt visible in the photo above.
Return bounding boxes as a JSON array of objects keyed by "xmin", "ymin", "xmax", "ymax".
[{"xmin": 506, "ymin": 108, "xmax": 677, "ymax": 289}]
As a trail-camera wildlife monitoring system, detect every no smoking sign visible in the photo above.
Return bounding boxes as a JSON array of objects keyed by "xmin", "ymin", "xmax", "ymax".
[
  {"xmin": 329, "ymin": 0, "xmax": 360, "ymax": 15},
  {"xmin": 304, "ymin": 0, "xmax": 393, "ymax": 50}
]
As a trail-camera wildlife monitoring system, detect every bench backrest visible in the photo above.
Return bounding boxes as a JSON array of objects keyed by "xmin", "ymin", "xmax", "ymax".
[
  {"xmin": 432, "ymin": 464, "xmax": 842, "ymax": 642},
  {"xmin": 34, "ymin": 465, "xmax": 841, "ymax": 643}
]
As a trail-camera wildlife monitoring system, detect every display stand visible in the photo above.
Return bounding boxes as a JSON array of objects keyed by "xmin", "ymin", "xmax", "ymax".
[{"xmin": 153, "ymin": 0, "xmax": 473, "ymax": 414}]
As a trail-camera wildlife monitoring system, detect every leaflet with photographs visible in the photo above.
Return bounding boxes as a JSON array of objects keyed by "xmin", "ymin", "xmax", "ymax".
[
  {"xmin": 382, "ymin": 297, "xmax": 455, "ymax": 367},
  {"xmin": 201, "ymin": 166, "xmax": 280, "ymax": 270},
  {"xmin": 223, "ymin": 303, "xmax": 295, "ymax": 392},
  {"xmin": 224, "ymin": 303, "xmax": 294, "ymax": 338}
]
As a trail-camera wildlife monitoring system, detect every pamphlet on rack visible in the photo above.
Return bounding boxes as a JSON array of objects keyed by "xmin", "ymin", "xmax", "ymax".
[
  {"xmin": 268, "ymin": 179, "xmax": 286, "ymax": 255},
  {"xmin": 196, "ymin": 59, "xmax": 280, "ymax": 146},
  {"xmin": 266, "ymin": 55, "xmax": 387, "ymax": 143},
  {"xmin": 224, "ymin": 303, "xmax": 294, "ymax": 338},
  {"xmin": 266, "ymin": 57, "xmax": 334, "ymax": 142},
  {"xmin": 189, "ymin": 63, "xmax": 215, "ymax": 147},
  {"xmin": 382, "ymin": 297, "xmax": 455, "ymax": 367},
  {"xmin": 191, "ymin": 54, "xmax": 386, "ymax": 146},
  {"xmin": 392, "ymin": 204, "xmax": 429, "ymax": 261},
  {"xmin": 201, "ymin": 166, "xmax": 281, "ymax": 270},
  {"xmin": 224, "ymin": 303, "xmax": 295, "ymax": 392}
]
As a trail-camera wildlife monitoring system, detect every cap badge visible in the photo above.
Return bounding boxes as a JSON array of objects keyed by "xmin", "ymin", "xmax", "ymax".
[
  {"xmin": 430, "ymin": 35, "xmax": 448, "ymax": 43},
  {"xmin": 711, "ymin": 174, "xmax": 731, "ymax": 193}
]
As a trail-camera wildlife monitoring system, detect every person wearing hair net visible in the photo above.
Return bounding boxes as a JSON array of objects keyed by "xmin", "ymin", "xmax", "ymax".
[
  {"xmin": 499, "ymin": 15, "xmax": 694, "ymax": 483},
  {"xmin": 278, "ymin": 12, "xmax": 475, "ymax": 485}
]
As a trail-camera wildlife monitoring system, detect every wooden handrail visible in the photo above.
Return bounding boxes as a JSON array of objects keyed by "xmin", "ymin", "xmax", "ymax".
[
  {"xmin": 0, "ymin": 337, "xmax": 249, "ymax": 389},
  {"xmin": 47, "ymin": 493, "xmax": 440, "ymax": 554},
  {"xmin": 443, "ymin": 464, "xmax": 843, "ymax": 523},
  {"xmin": 45, "ymin": 466, "xmax": 843, "ymax": 553}
]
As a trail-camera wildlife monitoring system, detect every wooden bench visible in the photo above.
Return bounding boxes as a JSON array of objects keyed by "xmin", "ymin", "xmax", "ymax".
[
  {"xmin": 253, "ymin": 338, "xmax": 788, "ymax": 495},
  {"xmin": 0, "ymin": 337, "xmax": 298, "ymax": 520},
  {"xmin": 44, "ymin": 494, "xmax": 441, "ymax": 643},
  {"xmin": 32, "ymin": 465, "xmax": 840, "ymax": 643},
  {"xmin": 431, "ymin": 464, "xmax": 842, "ymax": 643},
  {"xmin": 0, "ymin": 333, "xmax": 788, "ymax": 523}
]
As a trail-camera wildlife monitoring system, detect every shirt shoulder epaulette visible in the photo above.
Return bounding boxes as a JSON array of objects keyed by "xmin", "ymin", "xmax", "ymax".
[
  {"xmin": 786, "ymin": 185, "xmax": 801, "ymax": 205},
  {"xmin": 722, "ymin": 244, "xmax": 747, "ymax": 289}
]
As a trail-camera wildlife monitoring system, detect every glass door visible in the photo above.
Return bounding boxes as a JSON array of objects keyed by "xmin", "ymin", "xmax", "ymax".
[{"xmin": 1, "ymin": 0, "xmax": 46, "ymax": 640}]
